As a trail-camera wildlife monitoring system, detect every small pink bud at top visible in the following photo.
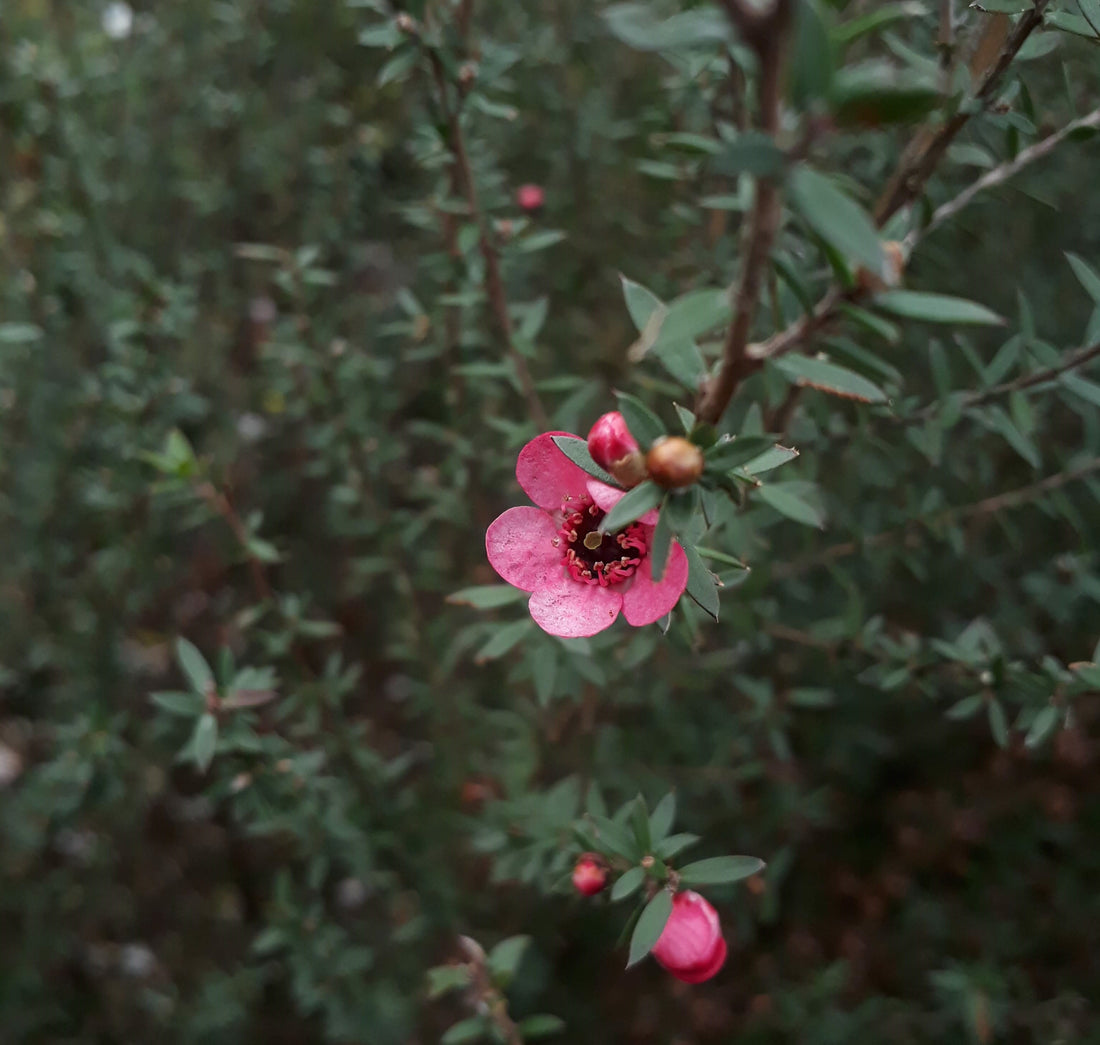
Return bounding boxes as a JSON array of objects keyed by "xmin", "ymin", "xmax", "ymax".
[
  {"xmin": 587, "ymin": 412, "xmax": 647, "ymax": 488},
  {"xmin": 572, "ymin": 855, "xmax": 608, "ymax": 897},
  {"xmin": 651, "ymin": 891, "xmax": 727, "ymax": 983},
  {"xmin": 516, "ymin": 183, "xmax": 545, "ymax": 212}
]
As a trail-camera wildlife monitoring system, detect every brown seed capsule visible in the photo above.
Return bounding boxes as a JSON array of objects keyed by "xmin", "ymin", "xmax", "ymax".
[{"xmin": 646, "ymin": 436, "xmax": 704, "ymax": 489}]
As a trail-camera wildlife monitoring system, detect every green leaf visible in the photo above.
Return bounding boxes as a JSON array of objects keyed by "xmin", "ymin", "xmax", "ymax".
[
  {"xmin": 599, "ymin": 481, "xmax": 663, "ymax": 534},
  {"xmin": 488, "ymin": 935, "xmax": 530, "ymax": 985},
  {"xmin": 655, "ymin": 833, "xmax": 700, "ymax": 859},
  {"xmin": 988, "ymin": 699, "xmax": 1009, "ymax": 749},
  {"xmin": 772, "ymin": 354, "xmax": 887, "ymax": 403},
  {"xmin": 1024, "ymin": 705, "xmax": 1060, "ymax": 749},
  {"xmin": 627, "ymin": 890, "xmax": 673, "ymax": 968},
  {"xmin": 834, "ymin": 3, "xmax": 930, "ymax": 46},
  {"xmin": 620, "ymin": 275, "xmax": 663, "ymax": 333},
  {"xmin": 590, "ymin": 815, "xmax": 641, "ymax": 860},
  {"xmin": 683, "ymin": 544, "xmax": 720, "ymax": 620},
  {"xmin": 427, "ymin": 965, "xmax": 472, "ymax": 999},
  {"xmin": 150, "ymin": 691, "xmax": 204, "ymax": 717},
  {"xmin": 611, "ymin": 866, "xmax": 646, "ymax": 902},
  {"xmin": 518, "ymin": 1015, "xmax": 566, "ymax": 1039},
  {"xmin": 872, "ymin": 291, "xmax": 1003, "ymax": 326},
  {"xmin": 831, "ymin": 62, "xmax": 940, "ymax": 126},
  {"xmin": 629, "ymin": 795, "xmax": 651, "ymax": 852},
  {"xmin": 551, "ymin": 435, "xmax": 617, "ymax": 485},
  {"xmin": 441, "ymin": 1017, "xmax": 488, "ymax": 1045},
  {"xmin": 649, "ymin": 508, "xmax": 673, "ymax": 583},
  {"xmin": 945, "ymin": 694, "xmax": 985, "ymax": 721},
  {"xmin": 1071, "ymin": 661, "xmax": 1100, "ymax": 688},
  {"xmin": 176, "ymin": 637, "xmax": 214, "ymax": 694},
  {"xmin": 517, "ymin": 230, "xmax": 567, "ymax": 253},
  {"xmin": 757, "ymin": 482, "xmax": 826, "ymax": 528},
  {"xmin": 1066, "ymin": 253, "xmax": 1100, "ymax": 304},
  {"xmin": 192, "ymin": 712, "xmax": 218, "ymax": 773},
  {"xmin": 788, "ymin": 166, "xmax": 883, "ymax": 277},
  {"xmin": 446, "ymin": 586, "xmax": 530, "ymax": 610},
  {"xmin": 614, "ymin": 391, "xmax": 667, "ymax": 448},
  {"xmin": 0, "ymin": 322, "xmax": 43, "ymax": 343},
  {"xmin": 603, "ymin": 3, "xmax": 730, "ymax": 51},
  {"xmin": 710, "ymin": 131, "xmax": 787, "ymax": 178},
  {"xmin": 740, "ymin": 444, "xmax": 799, "ymax": 475},
  {"xmin": 648, "ymin": 792, "xmax": 676, "ymax": 842},
  {"xmin": 678, "ymin": 855, "xmax": 765, "ymax": 885},
  {"xmin": 704, "ymin": 435, "xmax": 776, "ymax": 472},
  {"xmin": 474, "ymin": 620, "xmax": 533, "ymax": 663},
  {"xmin": 790, "ymin": 0, "xmax": 834, "ymax": 106}
]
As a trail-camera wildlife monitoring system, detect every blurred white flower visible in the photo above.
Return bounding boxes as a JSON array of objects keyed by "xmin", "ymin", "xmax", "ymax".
[{"xmin": 101, "ymin": 2, "xmax": 134, "ymax": 40}]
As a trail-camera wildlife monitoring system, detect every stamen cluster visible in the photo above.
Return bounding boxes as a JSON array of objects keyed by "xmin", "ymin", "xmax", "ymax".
[{"xmin": 558, "ymin": 496, "xmax": 645, "ymax": 587}]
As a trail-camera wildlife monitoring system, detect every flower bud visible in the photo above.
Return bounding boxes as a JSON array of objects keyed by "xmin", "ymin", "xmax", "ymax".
[
  {"xmin": 652, "ymin": 890, "xmax": 727, "ymax": 983},
  {"xmin": 646, "ymin": 436, "xmax": 704, "ymax": 489},
  {"xmin": 516, "ymin": 183, "xmax": 545, "ymax": 213},
  {"xmin": 571, "ymin": 855, "xmax": 608, "ymax": 897},
  {"xmin": 856, "ymin": 240, "xmax": 906, "ymax": 294},
  {"xmin": 587, "ymin": 412, "xmax": 646, "ymax": 488}
]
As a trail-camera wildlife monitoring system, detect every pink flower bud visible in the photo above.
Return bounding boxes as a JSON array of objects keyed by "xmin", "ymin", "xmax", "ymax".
[
  {"xmin": 587, "ymin": 412, "xmax": 647, "ymax": 488},
  {"xmin": 651, "ymin": 891, "xmax": 727, "ymax": 983},
  {"xmin": 516, "ymin": 183, "xmax": 545, "ymax": 212},
  {"xmin": 572, "ymin": 855, "xmax": 608, "ymax": 897}
]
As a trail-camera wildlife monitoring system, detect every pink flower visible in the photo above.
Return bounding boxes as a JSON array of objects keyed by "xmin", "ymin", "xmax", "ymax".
[
  {"xmin": 651, "ymin": 891, "xmax": 727, "ymax": 984},
  {"xmin": 572, "ymin": 855, "xmax": 608, "ymax": 896},
  {"xmin": 485, "ymin": 432, "xmax": 688, "ymax": 638},
  {"xmin": 516, "ymin": 183, "xmax": 545, "ymax": 212}
]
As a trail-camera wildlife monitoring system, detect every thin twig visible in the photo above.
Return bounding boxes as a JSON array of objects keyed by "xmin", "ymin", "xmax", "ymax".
[
  {"xmin": 907, "ymin": 106, "xmax": 1100, "ymax": 247},
  {"xmin": 426, "ymin": 51, "xmax": 549, "ymax": 428},
  {"xmin": 749, "ymin": 101, "xmax": 1097, "ymax": 368},
  {"xmin": 873, "ymin": 0, "xmax": 1051, "ymax": 225},
  {"xmin": 905, "ymin": 340, "xmax": 1100, "ymax": 424},
  {"xmin": 697, "ymin": 0, "xmax": 794, "ymax": 425},
  {"xmin": 773, "ymin": 457, "xmax": 1100, "ymax": 579}
]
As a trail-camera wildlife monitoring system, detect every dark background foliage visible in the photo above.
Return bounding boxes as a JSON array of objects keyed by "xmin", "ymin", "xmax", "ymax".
[{"xmin": 2, "ymin": 0, "xmax": 1100, "ymax": 1042}]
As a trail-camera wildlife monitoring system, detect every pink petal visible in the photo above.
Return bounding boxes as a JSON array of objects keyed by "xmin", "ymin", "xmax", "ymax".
[
  {"xmin": 516, "ymin": 431, "xmax": 591, "ymax": 510},
  {"xmin": 665, "ymin": 936, "xmax": 727, "ymax": 984},
  {"xmin": 621, "ymin": 539, "xmax": 688, "ymax": 627},
  {"xmin": 652, "ymin": 891, "xmax": 722, "ymax": 971},
  {"xmin": 586, "ymin": 479, "xmax": 659, "ymax": 526},
  {"xmin": 485, "ymin": 507, "xmax": 563, "ymax": 592},
  {"xmin": 527, "ymin": 573, "xmax": 623, "ymax": 638}
]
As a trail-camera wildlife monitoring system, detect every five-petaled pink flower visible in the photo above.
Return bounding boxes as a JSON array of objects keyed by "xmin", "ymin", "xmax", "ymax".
[
  {"xmin": 651, "ymin": 891, "xmax": 727, "ymax": 983},
  {"xmin": 485, "ymin": 432, "xmax": 688, "ymax": 638}
]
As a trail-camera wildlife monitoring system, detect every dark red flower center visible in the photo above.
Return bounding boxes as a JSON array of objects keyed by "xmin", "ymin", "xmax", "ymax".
[{"xmin": 556, "ymin": 495, "xmax": 646, "ymax": 587}]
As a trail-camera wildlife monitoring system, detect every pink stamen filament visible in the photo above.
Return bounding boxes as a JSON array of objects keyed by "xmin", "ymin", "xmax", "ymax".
[{"xmin": 557, "ymin": 496, "xmax": 646, "ymax": 587}]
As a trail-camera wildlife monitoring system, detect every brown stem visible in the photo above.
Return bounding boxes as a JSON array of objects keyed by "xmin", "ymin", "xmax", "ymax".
[
  {"xmin": 196, "ymin": 482, "xmax": 274, "ymax": 604},
  {"xmin": 873, "ymin": 1, "xmax": 1050, "ymax": 225},
  {"xmin": 773, "ymin": 457, "xmax": 1100, "ymax": 580},
  {"xmin": 696, "ymin": 0, "xmax": 794, "ymax": 426},
  {"xmin": 427, "ymin": 51, "xmax": 549, "ymax": 429}
]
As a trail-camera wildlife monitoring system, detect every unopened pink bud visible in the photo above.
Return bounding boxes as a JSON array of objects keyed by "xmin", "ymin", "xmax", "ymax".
[
  {"xmin": 516, "ymin": 183, "xmax": 545, "ymax": 212},
  {"xmin": 651, "ymin": 891, "xmax": 727, "ymax": 983},
  {"xmin": 587, "ymin": 412, "xmax": 646, "ymax": 488},
  {"xmin": 572, "ymin": 855, "xmax": 608, "ymax": 897}
]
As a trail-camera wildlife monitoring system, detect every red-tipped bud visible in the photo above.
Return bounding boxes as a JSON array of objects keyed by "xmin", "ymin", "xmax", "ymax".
[
  {"xmin": 652, "ymin": 891, "xmax": 727, "ymax": 983},
  {"xmin": 587, "ymin": 412, "xmax": 647, "ymax": 488},
  {"xmin": 646, "ymin": 436, "xmax": 704, "ymax": 489},
  {"xmin": 572, "ymin": 855, "xmax": 608, "ymax": 897},
  {"xmin": 516, "ymin": 183, "xmax": 545, "ymax": 213}
]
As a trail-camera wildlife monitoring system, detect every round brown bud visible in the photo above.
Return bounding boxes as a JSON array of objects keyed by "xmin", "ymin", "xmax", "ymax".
[{"xmin": 646, "ymin": 437, "xmax": 704, "ymax": 489}]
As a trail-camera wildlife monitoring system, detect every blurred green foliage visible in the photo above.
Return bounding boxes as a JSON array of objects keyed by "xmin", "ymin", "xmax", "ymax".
[{"xmin": 2, "ymin": 0, "xmax": 1100, "ymax": 1042}]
